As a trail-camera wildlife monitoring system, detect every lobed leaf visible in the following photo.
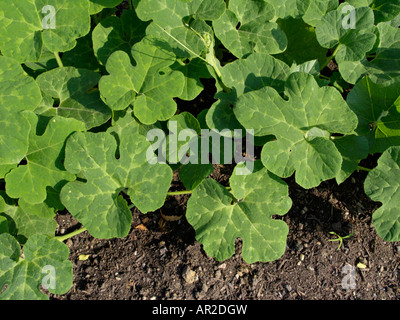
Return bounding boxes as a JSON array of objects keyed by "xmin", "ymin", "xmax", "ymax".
[
  {"xmin": 60, "ymin": 130, "xmax": 173, "ymax": 239},
  {"xmin": 235, "ymin": 72, "xmax": 358, "ymax": 189},
  {"xmin": 213, "ymin": 0, "xmax": 287, "ymax": 58},
  {"xmin": 0, "ymin": 234, "xmax": 72, "ymax": 300},
  {"xmin": 36, "ymin": 67, "xmax": 112, "ymax": 130},
  {"xmin": 340, "ymin": 23, "xmax": 400, "ymax": 86},
  {"xmin": 5, "ymin": 114, "xmax": 86, "ymax": 205},
  {"xmin": 0, "ymin": 57, "xmax": 42, "ymax": 166},
  {"xmin": 346, "ymin": 0, "xmax": 400, "ymax": 23},
  {"xmin": 0, "ymin": 0, "xmax": 90, "ymax": 63},
  {"xmin": 99, "ymin": 37, "xmax": 185, "ymax": 124},
  {"xmin": 186, "ymin": 162, "xmax": 292, "ymax": 263},
  {"xmin": 92, "ymin": 9, "xmax": 149, "ymax": 65},
  {"xmin": 347, "ymin": 76, "xmax": 400, "ymax": 154},
  {"xmin": 365, "ymin": 146, "xmax": 400, "ymax": 241},
  {"xmin": 315, "ymin": 4, "xmax": 376, "ymax": 64}
]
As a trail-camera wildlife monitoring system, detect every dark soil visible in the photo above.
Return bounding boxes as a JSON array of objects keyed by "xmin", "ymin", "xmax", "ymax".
[{"xmin": 51, "ymin": 161, "xmax": 400, "ymax": 300}]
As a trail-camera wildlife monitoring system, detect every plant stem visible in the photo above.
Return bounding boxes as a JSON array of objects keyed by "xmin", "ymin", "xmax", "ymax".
[
  {"xmin": 56, "ymin": 227, "xmax": 87, "ymax": 242},
  {"xmin": 320, "ymin": 45, "xmax": 340, "ymax": 70},
  {"xmin": 128, "ymin": 0, "xmax": 133, "ymax": 9},
  {"xmin": 54, "ymin": 52, "xmax": 63, "ymax": 68},
  {"xmin": 357, "ymin": 165, "xmax": 372, "ymax": 172},
  {"xmin": 167, "ymin": 190, "xmax": 193, "ymax": 196}
]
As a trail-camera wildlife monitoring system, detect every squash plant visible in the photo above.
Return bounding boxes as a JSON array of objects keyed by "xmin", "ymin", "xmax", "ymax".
[{"xmin": 1, "ymin": 0, "xmax": 400, "ymax": 299}]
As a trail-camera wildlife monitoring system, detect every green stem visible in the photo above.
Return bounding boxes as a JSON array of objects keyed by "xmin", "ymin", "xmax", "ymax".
[
  {"xmin": 357, "ymin": 165, "xmax": 372, "ymax": 172},
  {"xmin": 167, "ymin": 190, "xmax": 193, "ymax": 196},
  {"xmin": 54, "ymin": 52, "xmax": 63, "ymax": 68},
  {"xmin": 320, "ymin": 45, "xmax": 340, "ymax": 70},
  {"xmin": 128, "ymin": 0, "xmax": 133, "ymax": 9},
  {"xmin": 330, "ymin": 135, "xmax": 345, "ymax": 140},
  {"xmin": 56, "ymin": 227, "xmax": 87, "ymax": 242}
]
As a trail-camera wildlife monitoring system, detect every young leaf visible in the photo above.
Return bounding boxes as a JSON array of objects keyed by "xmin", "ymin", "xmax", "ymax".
[
  {"xmin": 235, "ymin": 72, "xmax": 358, "ymax": 189},
  {"xmin": 60, "ymin": 131, "xmax": 173, "ymax": 239},
  {"xmin": 213, "ymin": 0, "xmax": 287, "ymax": 58},
  {"xmin": 315, "ymin": 4, "xmax": 376, "ymax": 63},
  {"xmin": 186, "ymin": 161, "xmax": 292, "ymax": 263},
  {"xmin": 364, "ymin": 146, "xmax": 400, "ymax": 242},
  {"xmin": 0, "ymin": 233, "xmax": 73, "ymax": 300},
  {"xmin": 347, "ymin": 76, "xmax": 400, "ymax": 153},
  {"xmin": 5, "ymin": 114, "xmax": 86, "ymax": 205},
  {"xmin": 99, "ymin": 37, "xmax": 185, "ymax": 124},
  {"xmin": 0, "ymin": 0, "xmax": 90, "ymax": 63},
  {"xmin": 35, "ymin": 67, "xmax": 111, "ymax": 130}
]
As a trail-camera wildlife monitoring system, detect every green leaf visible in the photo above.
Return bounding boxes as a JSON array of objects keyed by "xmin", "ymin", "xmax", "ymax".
[
  {"xmin": 347, "ymin": 76, "xmax": 400, "ymax": 153},
  {"xmin": 364, "ymin": 146, "xmax": 400, "ymax": 241},
  {"xmin": 235, "ymin": 72, "xmax": 358, "ymax": 189},
  {"xmin": 208, "ymin": 52, "xmax": 290, "ymax": 137},
  {"xmin": 107, "ymin": 108, "xmax": 161, "ymax": 139},
  {"xmin": 5, "ymin": 114, "xmax": 86, "ymax": 204},
  {"xmin": 89, "ymin": 0, "xmax": 123, "ymax": 14},
  {"xmin": 220, "ymin": 52, "xmax": 291, "ymax": 96},
  {"xmin": 23, "ymin": 48, "xmax": 59, "ymax": 77},
  {"xmin": 62, "ymin": 32, "xmax": 102, "ymax": 71},
  {"xmin": 315, "ymin": 4, "xmax": 376, "ymax": 63},
  {"xmin": 92, "ymin": 9, "xmax": 149, "ymax": 65},
  {"xmin": 35, "ymin": 67, "xmax": 112, "ymax": 130},
  {"xmin": 166, "ymin": 112, "xmax": 201, "ymax": 164},
  {"xmin": 333, "ymin": 135, "xmax": 369, "ymax": 184},
  {"xmin": 275, "ymin": 18, "xmax": 328, "ymax": 66},
  {"xmin": 170, "ymin": 58, "xmax": 212, "ymax": 101},
  {"xmin": 213, "ymin": 0, "xmax": 287, "ymax": 58},
  {"xmin": 179, "ymin": 163, "xmax": 214, "ymax": 190},
  {"xmin": 296, "ymin": 0, "xmax": 338, "ymax": 27},
  {"xmin": 0, "ymin": 0, "xmax": 90, "ymax": 63},
  {"xmin": 206, "ymin": 99, "xmax": 245, "ymax": 139},
  {"xmin": 0, "ymin": 56, "xmax": 42, "ymax": 166},
  {"xmin": 60, "ymin": 131, "xmax": 173, "ymax": 239},
  {"xmin": 266, "ymin": 0, "xmax": 300, "ymax": 19},
  {"xmin": 339, "ymin": 23, "xmax": 400, "ymax": 86},
  {"xmin": 346, "ymin": 0, "xmax": 400, "ymax": 23},
  {"xmin": 1, "ymin": 197, "xmax": 57, "ymax": 244},
  {"xmin": 0, "ymin": 233, "xmax": 72, "ymax": 300},
  {"xmin": 135, "ymin": 0, "xmax": 226, "ymax": 58},
  {"xmin": 0, "ymin": 56, "xmax": 42, "ymax": 113},
  {"xmin": 99, "ymin": 37, "xmax": 185, "ymax": 124},
  {"xmin": 186, "ymin": 162, "xmax": 292, "ymax": 263}
]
